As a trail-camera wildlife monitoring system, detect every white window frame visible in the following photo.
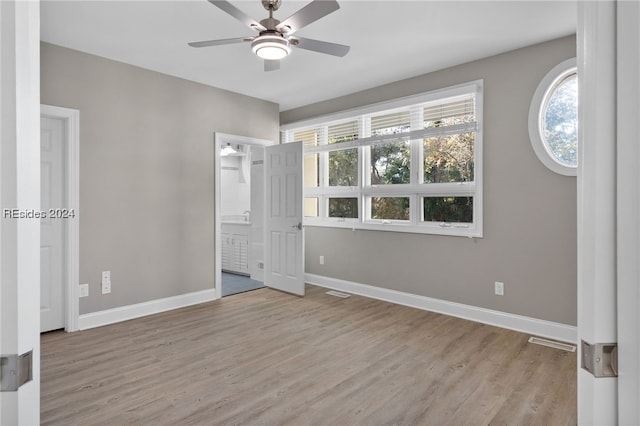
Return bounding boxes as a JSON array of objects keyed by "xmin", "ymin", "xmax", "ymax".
[
  {"xmin": 282, "ymin": 80, "xmax": 483, "ymax": 237},
  {"xmin": 528, "ymin": 58, "xmax": 578, "ymax": 176}
]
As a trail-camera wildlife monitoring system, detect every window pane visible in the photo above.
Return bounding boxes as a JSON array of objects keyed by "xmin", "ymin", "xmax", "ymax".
[
  {"xmin": 424, "ymin": 133, "xmax": 474, "ymax": 183},
  {"xmin": 294, "ymin": 128, "xmax": 321, "ymax": 148},
  {"xmin": 304, "ymin": 197, "xmax": 318, "ymax": 217},
  {"xmin": 329, "ymin": 148, "xmax": 358, "ymax": 186},
  {"xmin": 371, "ymin": 110, "xmax": 411, "ymax": 135},
  {"xmin": 423, "ymin": 197, "xmax": 473, "ymax": 223},
  {"xmin": 304, "ymin": 153, "xmax": 319, "ymax": 188},
  {"xmin": 542, "ymin": 73, "xmax": 577, "ymax": 167},
  {"xmin": 328, "ymin": 120, "xmax": 359, "ymax": 144},
  {"xmin": 371, "ymin": 197, "xmax": 409, "ymax": 220},
  {"xmin": 328, "ymin": 198, "xmax": 358, "ymax": 218},
  {"xmin": 371, "ymin": 141, "xmax": 411, "ymax": 184}
]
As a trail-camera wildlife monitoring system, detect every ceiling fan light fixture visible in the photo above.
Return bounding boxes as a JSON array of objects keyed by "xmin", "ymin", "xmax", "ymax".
[{"xmin": 251, "ymin": 34, "xmax": 291, "ymax": 60}]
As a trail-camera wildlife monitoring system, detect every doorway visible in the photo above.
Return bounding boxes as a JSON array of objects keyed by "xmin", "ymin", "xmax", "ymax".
[
  {"xmin": 40, "ymin": 104, "xmax": 80, "ymax": 332},
  {"xmin": 40, "ymin": 114, "xmax": 66, "ymax": 331},
  {"xmin": 214, "ymin": 133, "xmax": 272, "ymax": 299},
  {"xmin": 219, "ymin": 141, "xmax": 265, "ymax": 296}
]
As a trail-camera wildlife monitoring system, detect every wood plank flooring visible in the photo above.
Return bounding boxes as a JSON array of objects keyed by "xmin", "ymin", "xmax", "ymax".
[{"xmin": 41, "ymin": 285, "xmax": 576, "ymax": 425}]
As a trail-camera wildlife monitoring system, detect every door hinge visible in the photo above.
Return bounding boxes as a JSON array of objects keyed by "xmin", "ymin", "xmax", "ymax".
[
  {"xmin": 0, "ymin": 350, "xmax": 33, "ymax": 392},
  {"xmin": 581, "ymin": 340, "xmax": 618, "ymax": 378}
]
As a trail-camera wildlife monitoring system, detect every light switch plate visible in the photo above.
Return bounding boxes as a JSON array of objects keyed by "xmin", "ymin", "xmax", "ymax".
[
  {"xmin": 101, "ymin": 271, "xmax": 111, "ymax": 294},
  {"xmin": 79, "ymin": 284, "xmax": 89, "ymax": 298}
]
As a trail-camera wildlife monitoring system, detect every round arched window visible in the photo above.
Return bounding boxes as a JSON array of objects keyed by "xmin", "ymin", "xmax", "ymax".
[{"xmin": 529, "ymin": 58, "xmax": 578, "ymax": 176}]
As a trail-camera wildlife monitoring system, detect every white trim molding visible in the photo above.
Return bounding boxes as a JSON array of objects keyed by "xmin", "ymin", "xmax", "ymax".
[
  {"xmin": 617, "ymin": 1, "xmax": 640, "ymax": 422},
  {"xmin": 306, "ymin": 273, "xmax": 577, "ymax": 344},
  {"xmin": 577, "ymin": 1, "xmax": 618, "ymax": 424},
  {"xmin": 78, "ymin": 289, "xmax": 216, "ymax": 330}
]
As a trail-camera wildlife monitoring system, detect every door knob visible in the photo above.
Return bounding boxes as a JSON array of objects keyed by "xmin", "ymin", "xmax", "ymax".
[{"xmin": 291, "ymin": 222, "xmax": 302, "ymax": 230}]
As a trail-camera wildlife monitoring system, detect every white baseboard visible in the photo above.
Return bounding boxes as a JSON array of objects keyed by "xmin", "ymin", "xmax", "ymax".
[
  {"xmin": 78, "ymin": 288, "xmax": 217, "ymax": 331},
  {"xmin": 306, "ymin": 273, "xmax": 577, "ymax": 344}
]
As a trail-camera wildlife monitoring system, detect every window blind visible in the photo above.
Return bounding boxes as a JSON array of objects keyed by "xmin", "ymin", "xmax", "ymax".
[
  {"xmin": 294, "ymin": 128, "xmax": 322, "ymax": 148},
  {"xmin": 328, "ymin": 120, "xmax": 359, "ymax": 144},
  {"xmin": 423, "ymin": 95, "xmax": 475, "ymax": 125},
  {"xmin": 371, "ymin": 110, "xmax": 411, "ymax": 135}
]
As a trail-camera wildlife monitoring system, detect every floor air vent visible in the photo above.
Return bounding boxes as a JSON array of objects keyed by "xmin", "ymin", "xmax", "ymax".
[
  {"xmin": 528, "ymin": 336, "xmax": 576, "ymax": 352},
  {"xmin": 325, "ymin": 290, "xmax": 351, "ymax": 299}
]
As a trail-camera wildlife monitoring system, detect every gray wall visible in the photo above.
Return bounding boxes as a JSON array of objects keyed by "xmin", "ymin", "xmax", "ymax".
[
  {"xmin": 282, "ymin": 36, "xmax": 577, "ymax": 326},
  {"xmin": 41, "ymin": 42, "xmax": 280, "ymax": 315}
]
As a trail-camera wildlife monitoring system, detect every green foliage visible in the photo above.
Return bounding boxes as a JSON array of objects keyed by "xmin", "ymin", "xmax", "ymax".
[
  {"xmin": 424, "ymin": 197, "xmax": 473, "ymax": 223},
  {"xmin": 371, "ymin": 142, "xmax": 411, "ymax": 185},
  {"xmin": 424, "ymin": 130, "xmax": 474, "ymax": 183},
  {"xmin": 328, "ymin": 149, "xmax": 358, "ymax": 186},
  {"xmin": 543, "ymin": 75, "xmax": 577, "ymax": 167},
  {"xmin": 328, "ymin": 198, "xmax": 358, "ymax": 218},
  {"xmin": 371, "ymin": 197, "xmax": 410, "ymax": 220}
]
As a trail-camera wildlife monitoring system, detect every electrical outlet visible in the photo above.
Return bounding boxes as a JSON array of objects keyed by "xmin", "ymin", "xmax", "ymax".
[
  {"xmin": 494, "ymin": 281, "xmax": 504, "ymax": 296},
  {"xmin": 79, "ymin": 283, "xmax": 89, "ymax": 298},
  {"xmin": 319, "ymin": 255, "xmax": 325, "ymax": 265},
  {"xmin": 102, "ymin": 270, "xmax": 111, "ymax": 295}
]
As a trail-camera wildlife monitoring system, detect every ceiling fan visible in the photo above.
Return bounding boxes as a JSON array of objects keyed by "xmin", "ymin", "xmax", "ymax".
[{"xmin": 188, "ymin": 0, "xmax": 350, "ymax": 71}]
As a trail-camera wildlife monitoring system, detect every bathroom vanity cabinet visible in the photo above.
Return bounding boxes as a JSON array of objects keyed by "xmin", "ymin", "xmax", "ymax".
[{"xmin": 221, "ymin": 222, "xmax": 250, "ymax": 275}]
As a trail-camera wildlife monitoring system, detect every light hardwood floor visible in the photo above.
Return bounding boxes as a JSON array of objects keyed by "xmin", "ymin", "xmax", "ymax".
[{"xmin": 41, "ymin": 285, "xmax": 576, "ymax": 425}]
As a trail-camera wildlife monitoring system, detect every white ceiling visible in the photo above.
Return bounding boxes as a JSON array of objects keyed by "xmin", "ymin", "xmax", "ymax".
[{"xmin": 40, "ymin": 1, "xmax": 577, "ymax": 111}]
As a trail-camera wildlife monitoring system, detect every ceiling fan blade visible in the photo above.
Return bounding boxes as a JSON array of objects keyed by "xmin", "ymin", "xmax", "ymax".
[
  {"xmin": 188, "ymin": 37, "xmax": 249, "ymax": 48},
  {"xmin": 276, "ymin": 0, "xmax": 340, "ymax": 35},
  {"xmin": 292, "ymin": 37, "xmax": 350, "ymax": 57},
  {"xmin": 207, "ymin": 0, "xmax": 266, "ymax": 32},
  {"xmin": 264, "ymin": 60, "xmax": 280, "ymax": 72}
]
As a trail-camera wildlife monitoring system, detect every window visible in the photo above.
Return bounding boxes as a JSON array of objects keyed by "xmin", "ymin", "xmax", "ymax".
[
  {"xmin": 282, "ymin": 81, "xmax": 483, "ymax": 237},
  {"xmin": 529, "ymin": 58, "xmax": 578, "ymax": 176}
]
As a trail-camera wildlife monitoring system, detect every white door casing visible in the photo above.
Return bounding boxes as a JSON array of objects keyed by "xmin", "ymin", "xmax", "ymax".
[
  {"xmin": 616, "ymin": 1, "xmax": 640, "ymax": 423},
  {"xmin": 264, "ymin": 141, "xmax": 304, "ymax": 296},
  {"xmin": 40, "ymin": 116, "xmax": 66, "ymax": 332},
  {"xmin": 577, "ymin": 1, "xmax": 617, "ymax": 423}
]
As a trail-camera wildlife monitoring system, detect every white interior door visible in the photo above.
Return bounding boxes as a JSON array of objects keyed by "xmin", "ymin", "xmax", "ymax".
[
  {"xmin": 40, "ymin": 116, "xmax": 66, "ymax": 332},
  {"xmin": 264, "ymin": 141, "xmax": 304, "ymax": 296}
]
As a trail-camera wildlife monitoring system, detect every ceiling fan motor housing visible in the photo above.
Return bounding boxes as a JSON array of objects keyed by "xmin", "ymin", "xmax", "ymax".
[
  {"xmin": 259, "ymin": 16, "xmax": 281, "ymax": 31},
  {"xmin": 262, "ymin": 0, "xmax": 281, "ymax": 11}
]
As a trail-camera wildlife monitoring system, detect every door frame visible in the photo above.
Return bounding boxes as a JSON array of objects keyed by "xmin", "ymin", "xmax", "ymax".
[
  {"xmin": 41, "ymin": 104, "xmax": 80, "ymax": 332},
  {"xmin": 616, "ymin": 1, "xmax": 640, "ymax": 422},
  {"xmin": 214, "ymin": 132, "xmax": 273, "ymax": 300},
  {"xmin": 576, "ymin": 0, "xmax": 640, "ymax": 422},
  {"xmin": 1, "ymin": 0, "xmax": 40, "ymax": 421}
]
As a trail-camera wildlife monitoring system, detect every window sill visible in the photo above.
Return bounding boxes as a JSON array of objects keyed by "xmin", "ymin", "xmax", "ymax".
[{"xmin": 303, "ymin": 219, "xmax": 482, "ymax": 238}]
